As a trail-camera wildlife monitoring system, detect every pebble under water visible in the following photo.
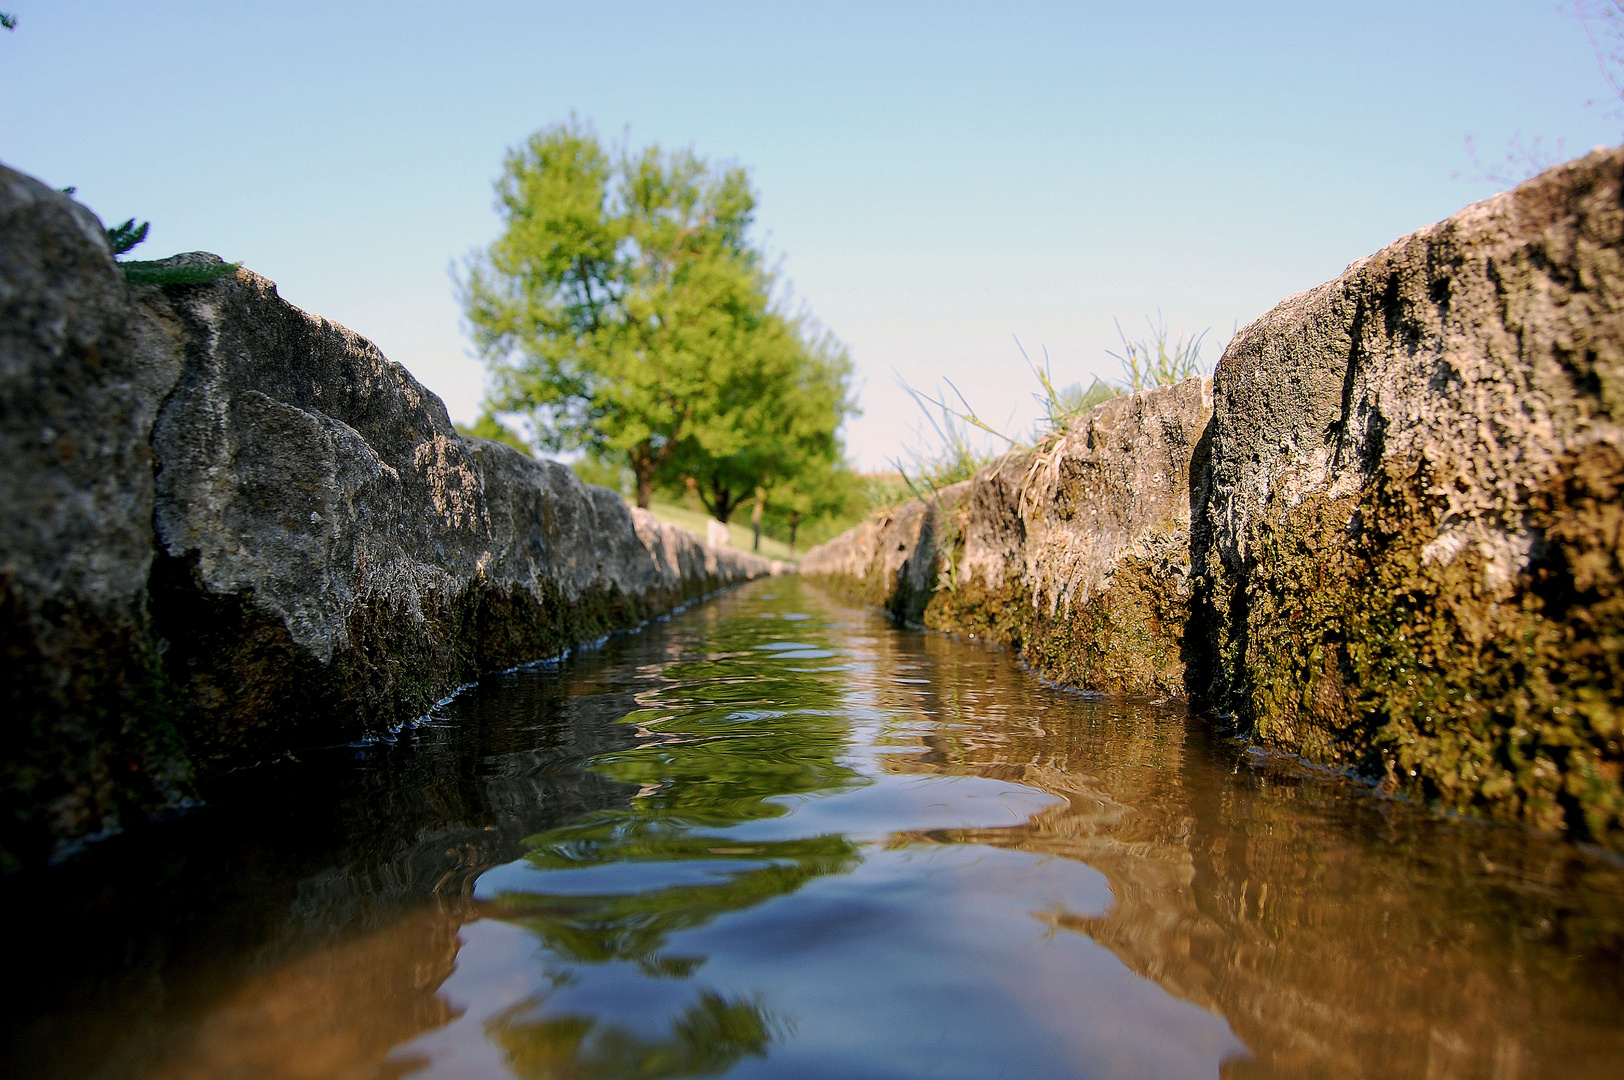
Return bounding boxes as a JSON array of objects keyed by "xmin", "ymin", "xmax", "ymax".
[{"xmin": 6, "ymin": 576, "xmax": 1624, "ymax": 1079}]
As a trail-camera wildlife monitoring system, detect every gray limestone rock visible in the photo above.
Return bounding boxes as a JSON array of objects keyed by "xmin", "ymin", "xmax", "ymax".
[
  {"xmin": 0, "ymin": 165, "xmax": 183, "ymax": 865},
  {"xmin": 0, "ymin": 163, "xmax": 782, "ymax": 866}
]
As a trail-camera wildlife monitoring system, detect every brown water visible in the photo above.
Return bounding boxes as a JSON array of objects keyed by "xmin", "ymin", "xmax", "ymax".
[{"xmin": 5, "ymin": 577, "xmax": 1624, "ymax": 1080}]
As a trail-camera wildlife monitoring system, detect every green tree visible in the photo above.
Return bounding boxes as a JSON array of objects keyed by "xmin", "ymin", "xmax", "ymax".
[
  {"xmin": 764, "ymin": 454, "xmax": 857, "ymax": 552},
  {"xmin": 662, "ymin": 314, "xmax": 857, "ymax": 526},
  {"xmin": 459, "ymin": 118, "xmax": 773, "ymax": 508}
]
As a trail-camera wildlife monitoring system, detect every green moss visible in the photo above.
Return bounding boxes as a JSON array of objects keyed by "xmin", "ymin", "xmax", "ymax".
[
  {"xmin": 811, "ymin": 436, "xmax": 1624, "ymax": 847},
  {"xmin": 1, "ymin": 577, "xmax": 199, "ymax": 869},
  {"xmin": 921, "ymin": 553, "xmax": 1190, "ymax": 699},
  {"xmin": 1233, "ymin": 447, "xmax": 1624, "ymax": 845},
  {"xmin": 810, "ymin": 501, "xmax": 1193, "ymax": 700}
]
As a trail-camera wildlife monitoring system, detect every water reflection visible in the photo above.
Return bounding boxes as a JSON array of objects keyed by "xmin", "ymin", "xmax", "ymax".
[
  {"xmin": 485, "ymin": 832, "xmax": 859, "ymax": 977},
  {"xmin": 487, "ymin": 991, "xmax": 782, "ymax": 1080},
  {"xmin": 3, "ymin": 578, "xmax": 1623, "ymax": 1079}
]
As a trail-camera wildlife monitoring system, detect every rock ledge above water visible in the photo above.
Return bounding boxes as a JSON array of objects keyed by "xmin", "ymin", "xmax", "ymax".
[
  {"xmin": 806, "ymin": 146, "xmax": 1624, "ymax": 847},
  {"xmin": 0, "ymin": 163, "xmax": 785, "ymax": 866}
]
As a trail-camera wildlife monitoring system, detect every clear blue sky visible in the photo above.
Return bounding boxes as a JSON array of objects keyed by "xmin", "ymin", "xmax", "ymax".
[{"xmin": 3, "ymin": 2, "xmax": 1617, "ymax": 468}]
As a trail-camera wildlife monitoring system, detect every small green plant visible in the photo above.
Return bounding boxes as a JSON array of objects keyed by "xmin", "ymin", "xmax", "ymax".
[
  {"xmin": 883, "ymin": 386, "xmax": 999, "ymax": 591},
  {"xmin": 858, "ymin": 472, "xmax": 911, "ymax": 514},
  {"xmin": 893, "ymin": 383, "xmax": 998, "ymax": 495},
  {"xmin": 1020, "ymin": 339, "xmax": 1121, "ymax": 438},
  {"xmin": 58, "ymin": 187, "xmax": 238, "ymax": 285},
  {"xmin": 883, "ymin": 313, "xmax": 1210, "ymax": 529},
  {"xmin": 105, "ymin": 218, "xmax": 149, "ymax": 255}
]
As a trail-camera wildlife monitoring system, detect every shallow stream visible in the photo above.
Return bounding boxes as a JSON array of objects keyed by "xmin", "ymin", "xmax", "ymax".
[{"xmin": 6, "ymin": 577, "xmax": 1624, "ymax": 1079}]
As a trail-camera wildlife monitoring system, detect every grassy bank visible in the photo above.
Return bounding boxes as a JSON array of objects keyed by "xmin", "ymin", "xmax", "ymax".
[{"xmin": 637, "ymin": 498, "xmax": 801, "ymax": 563}]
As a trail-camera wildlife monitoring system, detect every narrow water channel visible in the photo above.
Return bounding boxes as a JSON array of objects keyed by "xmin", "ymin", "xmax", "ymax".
[{"xmin": 6, "ymin": 577, "xmax": 1624, "ymax": 1079}]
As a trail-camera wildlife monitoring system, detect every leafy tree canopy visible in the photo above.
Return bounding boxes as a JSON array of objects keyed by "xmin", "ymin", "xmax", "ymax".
[
  {"xmin": 662, "ymin": 313, "xmax": 857, "ymax": 525},
  {"xmin": 461, "ymin": 117, "xmax": 831, "ymax": 510}
]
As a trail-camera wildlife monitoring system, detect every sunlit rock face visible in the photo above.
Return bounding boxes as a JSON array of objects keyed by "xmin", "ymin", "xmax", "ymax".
[
  {"xmin": 0, "ymin": 162, "xmax": 781, "ymax": 867},
  {"xmin": 1202, "ymin": 145, "xmax": 1624, "ymax": 843},
  {"xmin": 802, "ymin": 376, "xmax": 1212, "ymax": 699},
  {"xmin": 808, "ymin": 146, "xmax": 1624, "ymax": 846}
]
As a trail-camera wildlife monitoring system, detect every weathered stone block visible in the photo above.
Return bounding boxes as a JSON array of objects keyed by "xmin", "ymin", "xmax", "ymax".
[
  {"xmin": 804, "ymin": 376, "xmax": 1212, "ymax": 698},
  {"xmin": 1203, "ymin": 146, "xmax": 1624, "ymax": 843},
  {"xmin": 0, "ymin": 163, "xmax": 782, "ymax": 866},
  {"xmin": 809, "ymin": 147, "xmax": 1624, "ymax": 846}
]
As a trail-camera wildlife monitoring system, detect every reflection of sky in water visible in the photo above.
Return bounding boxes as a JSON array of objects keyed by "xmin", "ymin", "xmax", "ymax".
[
  {"xmin": 394, "ymin": 582, "xmax": 1246, "ymax": 1080},
  {"xmin": 415, "ymin": 840, "xmax": 1231, "ymax": 1080},
  {"xmin": 45, "ymin": 575, "xmax": 1624, "ymax": 1080}
]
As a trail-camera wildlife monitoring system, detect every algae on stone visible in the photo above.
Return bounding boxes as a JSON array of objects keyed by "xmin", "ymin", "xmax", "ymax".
[{"xmin": 1203, "ymin": 147, "xmax": 1624, "ymax": 845}]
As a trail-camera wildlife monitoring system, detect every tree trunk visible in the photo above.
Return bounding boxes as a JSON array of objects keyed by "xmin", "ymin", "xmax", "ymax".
[
  {"xmin": 751, "ymin": 493, "xmax": 763, "ymax": 551},
  {"xmin": 788, "ymin": 511, "xmax": 800, "ymax": 553},
  {"xmin": 709, "ymin": 479, "xmax": 736, "ymax": 524},
  {"xmin": 631, "ymin": 444, "xmax": 655, "ymax": 509}
]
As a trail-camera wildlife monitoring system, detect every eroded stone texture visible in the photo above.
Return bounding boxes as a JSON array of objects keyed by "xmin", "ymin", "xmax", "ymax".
[
  {"xmin": 1, "ymin": 163, "xmax": 782, "ymax": 866},
  {"xmin": 803, "ymin": 377, "xmax": 1212, "ymax": 697},
  {"xmin": 1203, "ymin": 146, "xmax": 1624, "ymax": 843},
  {"xmin": 0, "ymin": 166, "xmax": 188, "ymax": 866}
]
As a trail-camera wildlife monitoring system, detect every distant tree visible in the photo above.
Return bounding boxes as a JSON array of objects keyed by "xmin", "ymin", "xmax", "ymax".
[
  {"xmin": 661, "ymin": 314, "xmax": 856, "ymax": 526},
  {"xmin": 765, "ymin": 453, "xmax": 857, "ymax": 552},
  {"xmin": 459, "ymin": 118, "xmax": 773, "ymax": 509}
]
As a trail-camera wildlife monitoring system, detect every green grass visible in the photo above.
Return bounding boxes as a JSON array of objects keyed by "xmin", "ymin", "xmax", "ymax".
[
  {"xmin": 120, "ymin": 259, "xmax": 240, "ymax": 285},
  {"xmin": 637, "ymin": 498, "xmax": 801, "ymax": 563}
]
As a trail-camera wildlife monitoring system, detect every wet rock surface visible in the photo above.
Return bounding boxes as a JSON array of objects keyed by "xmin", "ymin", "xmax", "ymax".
[
  {"xmin": 0, "ymin": 163, "xmax": 782, "ymax": 866},
  {"xmin": 807, "ymin": 146, "xmax": 1624, "ymax": 846}
]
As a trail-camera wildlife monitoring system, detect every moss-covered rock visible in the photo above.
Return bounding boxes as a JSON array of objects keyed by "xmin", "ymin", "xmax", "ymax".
[
  {"xmin": 1203, "ymin": 146, "xmax": 1624, "ymax": 845},
  {"xmin": 811, "ymin": 147, "xmax": 1624, "ymax": 848},
  {"xmin": 804, "ymin": 378, "xmax": 1212, "ymax": 700}
]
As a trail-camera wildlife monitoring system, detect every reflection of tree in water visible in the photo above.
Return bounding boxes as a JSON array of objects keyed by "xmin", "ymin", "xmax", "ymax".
[
  {"xmin": 487, "ymin": 828, "xmax": 858, "ymax": 976},
  {"xmin": 480, "ymin": 600, "xmax": 861, "ymax": 1066},
  {"xmin": 488, "ymin": 990, "xmax": 785, "ymax": 1080}
]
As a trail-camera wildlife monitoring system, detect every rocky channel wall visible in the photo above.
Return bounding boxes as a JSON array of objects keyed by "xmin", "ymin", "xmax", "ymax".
[
  {"xmin": 805, "ymin": 146, "xmax": 1624, "ymax": 848},
  {"xmin": 1, "ymin": 164, "xmax": 785, "ymax": 867}
]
